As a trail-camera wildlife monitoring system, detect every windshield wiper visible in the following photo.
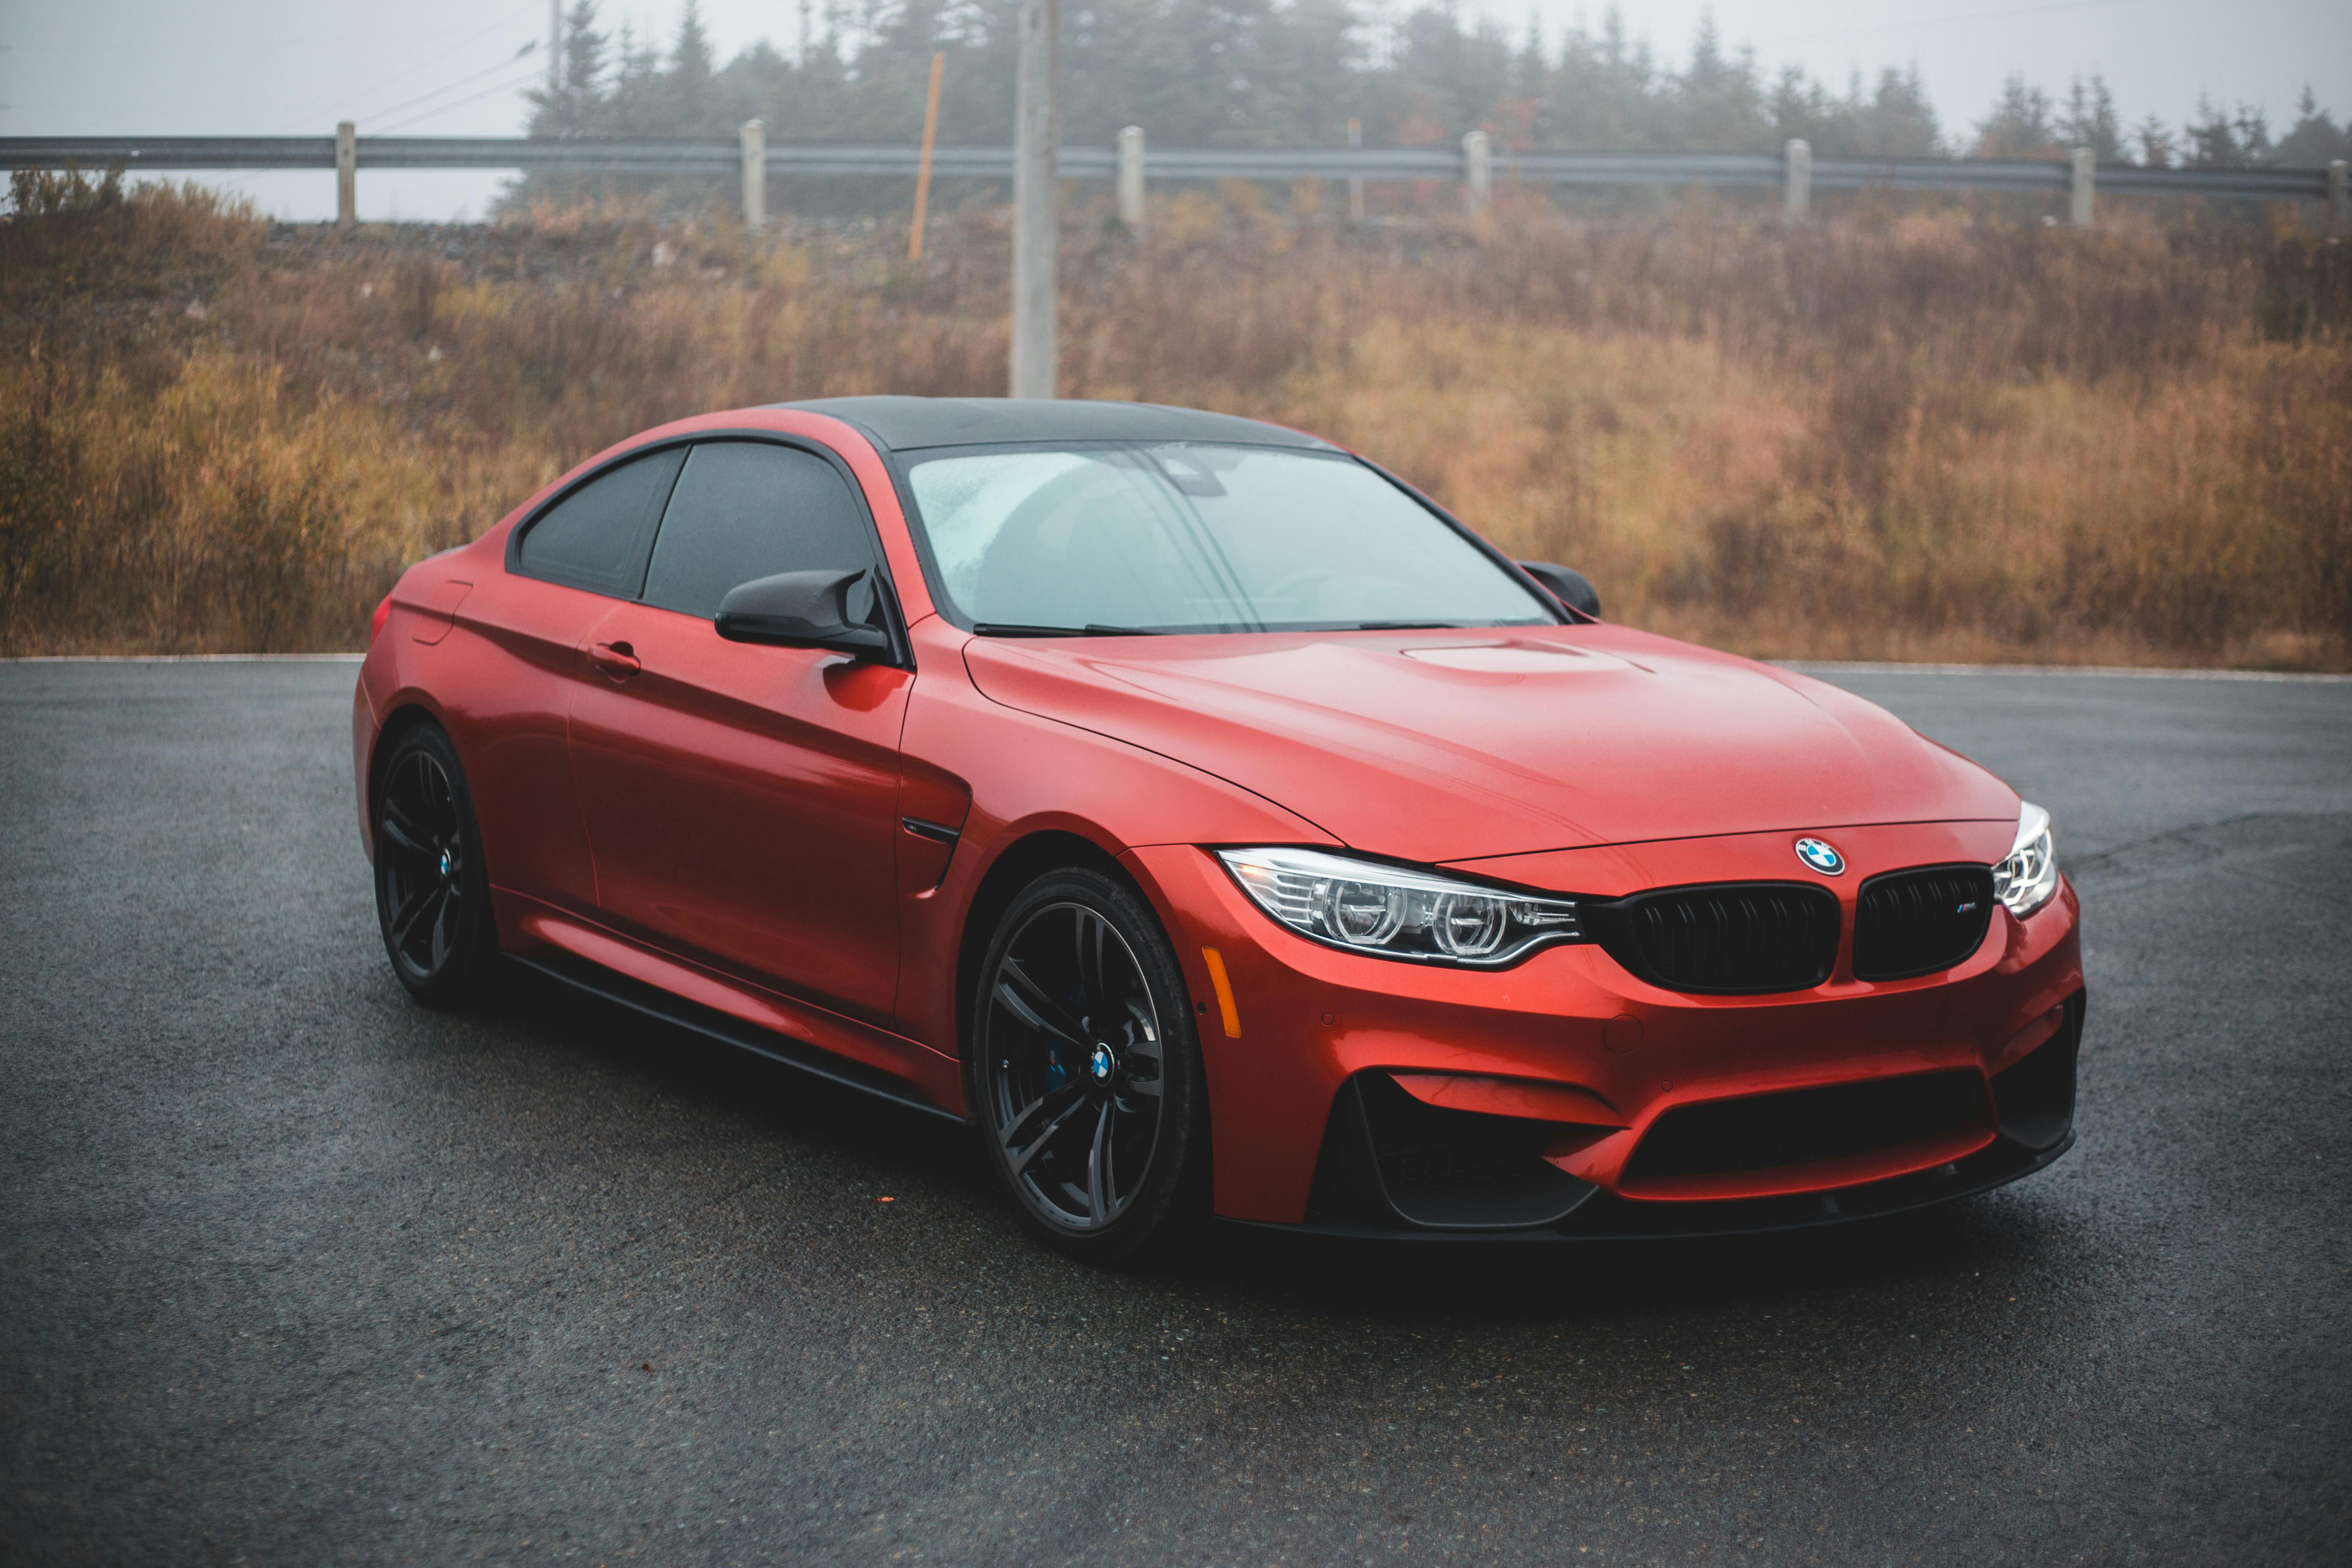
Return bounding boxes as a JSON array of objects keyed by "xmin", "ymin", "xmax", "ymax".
[
  {"xmin": 1351, "ymin": 620, "xmax": 1463, "ymax": 631},
  {"xmin": 970, "ymin": 622, "xmax": 1164, "ymax": 637}
]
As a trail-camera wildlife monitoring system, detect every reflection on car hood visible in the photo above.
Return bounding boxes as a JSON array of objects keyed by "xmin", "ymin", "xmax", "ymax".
[{"xmin": 960, "ymin": 625, "xmax": 2018, "ymax": 864}]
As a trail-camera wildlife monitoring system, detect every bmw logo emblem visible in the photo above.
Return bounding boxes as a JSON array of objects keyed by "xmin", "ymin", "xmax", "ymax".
[
  {"xmin": 1090, "ymin": 1044, "xmax": 1115, "ymax": 1082},
  {"xmin": 1794, "ymin": 837, "xmax": 1846, "ymax": 876}
]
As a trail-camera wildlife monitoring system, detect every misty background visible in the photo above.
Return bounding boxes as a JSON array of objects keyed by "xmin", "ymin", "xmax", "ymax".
[{"xmin": 4, "ymin": 0, "xmax": 2349, "ymax": 221}]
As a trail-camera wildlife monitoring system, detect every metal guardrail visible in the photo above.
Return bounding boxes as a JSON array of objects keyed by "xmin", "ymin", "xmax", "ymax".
[{"xmin": 2, "ymin": 135, "xmax": 2337, "ymax": 204}]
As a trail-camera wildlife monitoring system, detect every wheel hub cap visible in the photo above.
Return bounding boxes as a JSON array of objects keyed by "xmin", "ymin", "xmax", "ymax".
[
  {"xmin": 1089, "ymin": 1044, "xmax": 1115, "ymax": 1082},
  {"xmin": 438, "ymin": 848, "xmax": 454, "ymax": 881}
]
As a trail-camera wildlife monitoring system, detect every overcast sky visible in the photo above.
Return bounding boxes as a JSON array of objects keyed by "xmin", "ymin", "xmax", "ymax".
[{"xmin": 4, "ymin": 0, "xmax": 2346, "ymax": 221}]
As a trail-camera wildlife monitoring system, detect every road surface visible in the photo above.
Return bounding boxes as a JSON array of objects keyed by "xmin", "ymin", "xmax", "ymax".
[{"xmin": 3, "ymin": 658, "xmax": 2346, "ymax": 1564}]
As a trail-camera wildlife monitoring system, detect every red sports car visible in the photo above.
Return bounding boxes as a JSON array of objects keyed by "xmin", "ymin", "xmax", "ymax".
[{"xmin": 354, "ymin": 398, "xmax": 2082, "ymax": 1262}]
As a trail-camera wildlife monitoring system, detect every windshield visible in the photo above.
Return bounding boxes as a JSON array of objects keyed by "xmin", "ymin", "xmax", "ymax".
[{"xmin": 899, "ymin": 442, "xmax": 1556, "ymax": 634}]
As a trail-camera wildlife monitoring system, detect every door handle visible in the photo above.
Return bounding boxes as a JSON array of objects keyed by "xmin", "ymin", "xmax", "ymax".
[{"xmin": 587, "ymin": 641, "xmax": 641, "ymax": 680}]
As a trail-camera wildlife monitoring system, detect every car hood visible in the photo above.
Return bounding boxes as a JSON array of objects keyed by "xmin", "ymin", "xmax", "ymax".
[{"xmin": 960, "ymin": 625, "xmax": 2018, "ymax": 864}]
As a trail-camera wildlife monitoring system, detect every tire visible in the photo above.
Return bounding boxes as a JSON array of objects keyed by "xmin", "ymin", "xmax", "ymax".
[
  {"xmin": 967, "ymin": 867, "xmax": 1210, "ymax": 1265},
  {"xmin": 371, "ymin": 721, "xmax": 502, "ymax": 1009}
]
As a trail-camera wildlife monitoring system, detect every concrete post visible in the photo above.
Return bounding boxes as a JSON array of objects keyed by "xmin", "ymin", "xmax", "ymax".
[
  {"xmin": 2332, "ymin": 160, "xmax": 2349, "ymax": 234},
  {"xmin": 739, "ymin": 119, "xmax": 766, "ymax": 232},
  {"xmin": 2070, "ymin": 146, "xmax": 2095, "ymax": 226},
  {"xmin": 1783, "ymin": 138, "xmax": 1810, "ymax": 221},
  {"xmin": 1010, "ymin": 0, "xmax": 1060, "ymax": 399},
  {"xmin": 1462, "ymin": 129, "xmax": 1491, "ymax": 222},
  {"xmin": 1116, "ymin": 125, "xmax": 1145, "ymax": 231},
  {"xmin": 1347, "ymin": 117, "xmax": 1365, "ymax": 223},
  {"xmin": 335, "ymin": 121, "xmax": 356, "ymax": 230}
]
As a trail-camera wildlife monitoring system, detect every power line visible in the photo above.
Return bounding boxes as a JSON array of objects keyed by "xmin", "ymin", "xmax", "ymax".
[
  {"xmin": 360, "ymin": 40, "xmax": 539, "ymax": 128},
  {"xmin": 373, "ymin": 60, "xmax": 551, "ymax": 134},
  {"xmin": 286, "ymin": 0, "xmax": 541, "ymax": 129}
]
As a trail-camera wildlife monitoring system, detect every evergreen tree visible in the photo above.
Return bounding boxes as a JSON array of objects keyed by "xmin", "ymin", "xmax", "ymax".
[
  {"xmin": 494, "ymin": 0, "xmax": 2334, "ymax": 214},
  {"xmin": 526, "ymin": 2, "xmax": 612, "ymax": 139},
  {"xmin": 2273, "ymin": 85, "xmax": 2351, "ymax": 167},
  {"xmin": 1975, "ymin": 73, "xmax": 2058, "ymax": 159},
  {"xmin": 669, "ymin": 1, "xmax": 717, "ymax": 131},
  {"xmin": 2056, "ymin": 75, "xmax": 2122, "ymax": 161}
]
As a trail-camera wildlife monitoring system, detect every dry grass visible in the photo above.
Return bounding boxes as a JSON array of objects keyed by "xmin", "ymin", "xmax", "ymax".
[{"xmin": 2, "ymin": 178, "xmax": 2346, "ymax": 665}]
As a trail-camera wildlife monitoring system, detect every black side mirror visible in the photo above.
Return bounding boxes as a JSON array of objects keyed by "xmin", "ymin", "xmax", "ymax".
[
  {"xmin": 716, "ymin": 567, "xmax": 892, "ymax": 658},
  {"xmin": 1519, "ymin": 560, "xmax": 1602, "ymax": 619}
]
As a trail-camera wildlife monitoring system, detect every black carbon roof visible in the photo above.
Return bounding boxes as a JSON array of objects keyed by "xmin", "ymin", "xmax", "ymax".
[{"xmin": 777, "ymin": 396, "xmax": 1337, "ymax": 453}]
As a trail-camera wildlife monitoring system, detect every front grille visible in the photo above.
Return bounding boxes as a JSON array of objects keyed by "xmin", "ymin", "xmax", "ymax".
[
  {"xmin": 1592, "ymin": 882, "xmax": 1840, "ymax": 994},
  {"xmin": 1854, "ymin": 864, "xmax": 1996, "ymax": 980},
  {"xmin": 1623, "ymin": 1070, "xmax": 1988, "ymax": 1182}
]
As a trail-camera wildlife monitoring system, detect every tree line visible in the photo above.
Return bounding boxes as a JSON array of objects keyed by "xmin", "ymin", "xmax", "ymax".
[{"xmin": 510, "ymin": 0, "xmax": 2350, "ymax": 210}]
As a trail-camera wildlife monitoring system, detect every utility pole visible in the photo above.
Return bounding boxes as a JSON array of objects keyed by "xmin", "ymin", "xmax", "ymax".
[
  {"xmin": 548, "ymin": 0, "xmax": 562, "ymax": 94},
  {"xmin": 1010, "ymin": 0, "xmax": 1060, "ymax": 399}
]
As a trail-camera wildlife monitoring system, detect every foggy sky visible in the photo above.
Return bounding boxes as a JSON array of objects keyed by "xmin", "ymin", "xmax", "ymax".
[{"xmin": 3, "ymin": 0, "xmax": 2345, "ymax": 222}]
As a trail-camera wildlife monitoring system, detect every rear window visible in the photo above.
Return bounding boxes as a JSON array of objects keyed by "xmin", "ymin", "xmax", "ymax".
[{"xmin": 514, "ymin": 448, "xmax": 685, "ymax": 597}]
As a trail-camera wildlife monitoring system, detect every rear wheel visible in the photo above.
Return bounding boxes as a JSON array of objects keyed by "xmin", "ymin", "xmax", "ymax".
[
  {"xmin": 372, "ymin": 722, "xmax": 500, "ymax": 1008},
  {"xmin": 968, "ymin": 868, "xmax": 1208, "ymax": 1264}
]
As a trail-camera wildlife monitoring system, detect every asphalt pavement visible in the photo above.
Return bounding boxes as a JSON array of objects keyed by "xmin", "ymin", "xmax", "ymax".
[{"xmin": 3, "ymin": 657, "xmax": 2347, "ymax": 1565}]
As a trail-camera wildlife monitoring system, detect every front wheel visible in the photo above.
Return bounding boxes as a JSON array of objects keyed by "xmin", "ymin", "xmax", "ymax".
[
  {"xmin": 372, "ymin": 721, "xmax": 501, "ymax": 1008},
  {"xmin": 968, "ymin": 868, "xmax": 1209, "ymax": 1265}
]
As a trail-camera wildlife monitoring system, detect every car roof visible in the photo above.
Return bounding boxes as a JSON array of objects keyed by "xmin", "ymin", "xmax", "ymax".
[{"xmin": 775, "ymin": 396, "xmax": 1339, "ymax": 454}]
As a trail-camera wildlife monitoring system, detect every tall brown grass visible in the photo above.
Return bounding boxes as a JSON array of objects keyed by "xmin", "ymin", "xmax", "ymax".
[{"xmin": 2, "ymin": 176, "xmax": 2346, "ymax": 665}]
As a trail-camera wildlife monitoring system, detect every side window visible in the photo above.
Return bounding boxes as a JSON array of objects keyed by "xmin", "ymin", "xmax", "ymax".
[
  {"xmin": 514, "ymin": 447, "xmax": 686, "ymax": 597},
  {"xmin": 640, "ymin": 441, "xmax": 877, "ymax": 620}
]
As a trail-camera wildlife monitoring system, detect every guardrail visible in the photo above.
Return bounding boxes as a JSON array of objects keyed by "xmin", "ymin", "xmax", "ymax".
[{"xmin": 6, "ymin": 132, "xmax": 2345, "ymax": 232}]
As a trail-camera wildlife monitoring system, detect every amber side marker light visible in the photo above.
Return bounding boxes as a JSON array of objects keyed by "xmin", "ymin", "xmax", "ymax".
[{"xmin": 1201, "ymin": 947, "xmax": 1243, "ymax": 1038}]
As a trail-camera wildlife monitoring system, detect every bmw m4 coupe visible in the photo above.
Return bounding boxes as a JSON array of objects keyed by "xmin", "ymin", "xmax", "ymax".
[{"xmin": 355, "ymin": 397, "xmax": 2082, "ymax": 1262}]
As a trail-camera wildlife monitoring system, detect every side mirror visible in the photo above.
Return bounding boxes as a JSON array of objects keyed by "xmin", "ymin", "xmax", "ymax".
[
  {"xmin": 1519, "ymin": 560, "xmax": 1602, "ymax": 619},
  {"xmin": 716, "ymin": 567, "xmax": 892, "ymax": 658}
]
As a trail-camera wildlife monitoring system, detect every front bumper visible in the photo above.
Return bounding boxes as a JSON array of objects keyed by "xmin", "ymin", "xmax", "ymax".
[{"xmin": 1124, "ymin": 819, "xmax": 2084, "ymax": 1234}]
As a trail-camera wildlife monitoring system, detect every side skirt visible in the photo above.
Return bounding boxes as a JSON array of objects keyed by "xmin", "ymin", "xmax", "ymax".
[{"xmin": 510, "ymin": 950, "xmax": 968, "ymax": 1127}]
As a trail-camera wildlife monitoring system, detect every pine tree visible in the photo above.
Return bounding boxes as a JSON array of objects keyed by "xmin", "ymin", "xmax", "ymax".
[
  {"xmin": 2056, "ymin": 75, "xmax": 2122, "ymax": 162},
  {"xmin": 1975, "ymin": 73, "xmax": 2058, "ymax": 159}
]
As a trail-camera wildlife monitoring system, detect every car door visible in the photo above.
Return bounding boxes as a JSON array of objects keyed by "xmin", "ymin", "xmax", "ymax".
[
  {"xmin": 567, "ymin": 438, "xmax": 913, "ymax": 1028},
  {"xmin": 464, "ymin": 443, "xmax": 686, "ymax": 915}
]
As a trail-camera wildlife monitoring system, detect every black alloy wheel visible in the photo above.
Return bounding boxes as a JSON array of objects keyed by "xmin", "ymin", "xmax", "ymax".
[
  {"xmin": 373, "ymin": 723, "xmax": 499, "ymax": 1007},
  {"xmin": 970, "ymin": 868, "xmax": 1207, "ymax": 1263}
]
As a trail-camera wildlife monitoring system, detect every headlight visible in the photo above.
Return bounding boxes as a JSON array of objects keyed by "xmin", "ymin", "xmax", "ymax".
[
  {"xmin": 1216, "ymin": 847, "xmax": 1583, "ymax": 967},
  {"xmin": 1991, "ymin": 802, "xmax": 2059, "ymax": 918}
]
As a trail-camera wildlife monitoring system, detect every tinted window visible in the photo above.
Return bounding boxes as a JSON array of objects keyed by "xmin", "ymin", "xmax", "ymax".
[
  {"xmin": 640, "ymin": 442, "xmax": 876, "ymax": 619},
  {"xmin": 514, "ymin": 447, "xmax": 684, "ymax": 596}
]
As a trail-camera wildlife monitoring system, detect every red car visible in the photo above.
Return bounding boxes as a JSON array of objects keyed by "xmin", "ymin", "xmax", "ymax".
[{"xmin": 355, "ymin": 398, "xmax": 2082, "ymax": 1262}]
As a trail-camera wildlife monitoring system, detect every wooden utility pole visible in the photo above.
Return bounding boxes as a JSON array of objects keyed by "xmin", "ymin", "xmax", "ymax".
[
  {"xmin": 1010, "ymin": 0, "xmax": 1059, "ymax": 399},
  {"xmin": 549, "ymin": 0, "xmax": 562, "ymax": 94},
  {"xmin": 910, "ymin": 52, "xmax": 944, "ymax": 262}
]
